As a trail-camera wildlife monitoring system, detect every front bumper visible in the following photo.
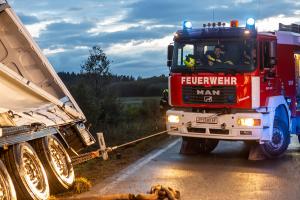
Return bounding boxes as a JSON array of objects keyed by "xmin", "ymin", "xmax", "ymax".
[{"xmin": 167, "ymin": 110, "xmax": 266, "ymax": 141}]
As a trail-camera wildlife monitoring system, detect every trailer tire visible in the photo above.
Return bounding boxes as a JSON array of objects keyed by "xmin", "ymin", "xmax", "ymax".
[
  {"xmin": 32, "ymin": 135, "xmax": 75, "ymax": 194},
  {"xmin": 3, "ymin": 142, "xmax": 50, "ymax": 200},
  {"xmin": 260, "ymin": 119, "xmax": 290, "ymax": 158},
  {"xmin": 0, "ymin": 160, "xmax": 17, "ymax": 200},
  {"xmin": 181, "ymin": 137, "xmax": 219, "ymax": 154}
]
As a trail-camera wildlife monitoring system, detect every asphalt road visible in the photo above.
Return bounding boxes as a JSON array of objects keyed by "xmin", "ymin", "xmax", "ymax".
[{"xmin": 81, "ymin": 136, "xmax": 300, "ymax": 200}]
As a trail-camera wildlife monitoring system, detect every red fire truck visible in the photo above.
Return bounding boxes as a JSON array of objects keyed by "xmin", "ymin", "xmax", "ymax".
[{"xmin": 166, "ymin": 19, "xmax": 300, "ymax": 158}]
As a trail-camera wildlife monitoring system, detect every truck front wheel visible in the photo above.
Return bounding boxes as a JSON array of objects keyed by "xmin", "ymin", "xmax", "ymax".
[
  {"xmin": 32, "ymin": 135, "xmax": 75, "ymax": 193},
  {"xmin": 3, "ymin": 142, "xmax": 50, "ymax": 200},
  {"xmin": 181, "ymin": 137, "xmax": 219, "ymax": 154},
  {"xmin": 260, "ymin": 119, "xmax": 290, "ymax": 158},
  {"xmin": 0, "ymin": 160, "xmax": 17, "ymax": 200}
]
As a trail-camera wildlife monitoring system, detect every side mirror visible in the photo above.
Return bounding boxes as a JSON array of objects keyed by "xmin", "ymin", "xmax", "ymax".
[
  {"xmin": 269, "ymin": 41, "xmax": 277, "ymax": 66},
  {"xmin": 167, "ymin": 44, "xmax": 174, "ymax": 67}
]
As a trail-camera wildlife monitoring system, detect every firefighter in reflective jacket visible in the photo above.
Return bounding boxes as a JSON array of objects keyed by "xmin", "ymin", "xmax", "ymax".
[
  {"xmin": 183, "ymin": 54, "xmax": 196, "ymax": 68},
  {"xmin": 160, "ymin": 89, "xmax": 170, "ymax": 117},
  {"xmin": 207, "ymin": 45, "xmax": 234, "ymax": 66}
]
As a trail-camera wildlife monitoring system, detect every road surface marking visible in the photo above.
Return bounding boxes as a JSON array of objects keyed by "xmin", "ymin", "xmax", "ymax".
[{"xmin": 99, "ymin": 138, "xmax": 181, "ymax": 194}]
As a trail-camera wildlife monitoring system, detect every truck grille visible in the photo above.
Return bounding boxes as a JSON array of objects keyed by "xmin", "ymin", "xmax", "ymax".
[{"xmin": 182, "ymin": 86, "xmax": 236, "ymax": 104}]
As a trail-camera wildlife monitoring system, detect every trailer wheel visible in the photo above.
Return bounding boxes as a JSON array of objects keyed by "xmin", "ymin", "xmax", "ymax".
[
  {"xmin": 0, "ymin": 160, "xmax": 17, "ymax": 200},
  {"xmin": 3, "ymin": 142, "xmax": 50, "ymax": 200},
  {"xmin": 181, "ymin": 137, "xmax": 219, "ymax": 154},
  {"xmin": 260, "ymin": 119, "xmax": 290, "ymax": 158},
  {"xmin": 32, "ymin": 135, "xmax": 75, "ymax": 193}
]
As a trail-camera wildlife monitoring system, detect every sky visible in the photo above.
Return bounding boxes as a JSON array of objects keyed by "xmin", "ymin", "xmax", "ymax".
[{"xmin": 8, "ymin": 0, "xmax": 300, "ymax": 77}]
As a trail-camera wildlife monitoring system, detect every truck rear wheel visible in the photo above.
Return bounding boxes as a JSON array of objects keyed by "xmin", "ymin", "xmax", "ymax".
[
  {"xmin": 32, "ymin": 135, "xmax": 75, "ymax": 193},
  {"xmin": 0, "ymin": 160, "xmax": 17, "ymax": 200},
  {"xmin": 181, "ymin": 137, "xmax": 219, "ymax": 154},
  {"xmin": 3, "ymin": 142, "xmax": 50, "ymax": 200},
  {"xmin": 260, "ymin": 119, "xmax": 290, "ymax": 158}
]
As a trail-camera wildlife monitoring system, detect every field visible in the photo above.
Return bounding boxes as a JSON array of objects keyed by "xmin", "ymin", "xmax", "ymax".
[{"xmin": 119, "ymin": 96, "xmax": 161, "ymax": 106}]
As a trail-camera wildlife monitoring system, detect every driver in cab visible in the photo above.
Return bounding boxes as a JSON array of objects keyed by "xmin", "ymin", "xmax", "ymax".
[{"xmin": 207, "ymin": 45, "xmax": 234, "ymax": 66}]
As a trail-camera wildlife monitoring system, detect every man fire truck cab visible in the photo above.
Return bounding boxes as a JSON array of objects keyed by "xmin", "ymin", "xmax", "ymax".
[{"xmin": 166, "ymin": 19, "xmax": 300, "ymax": 158}]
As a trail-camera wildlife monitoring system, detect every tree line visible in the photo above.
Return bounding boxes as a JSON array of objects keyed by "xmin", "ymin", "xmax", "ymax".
[{"xmin": 58, "ymin": 45, "xmax": 168, "ymax": 145}]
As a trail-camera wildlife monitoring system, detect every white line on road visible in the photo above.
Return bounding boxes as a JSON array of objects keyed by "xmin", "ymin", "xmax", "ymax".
[{"xmin": 98, "ymin": 138, "xmax": 181, "ymax": 194}]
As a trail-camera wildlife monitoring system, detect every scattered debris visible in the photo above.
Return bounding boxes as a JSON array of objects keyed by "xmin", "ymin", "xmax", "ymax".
[
  {"xmin": 73, "ymin": 177, "xmax": 92, "ymax": 194},
  {"xmin": 57, "ymin": 185, "xmax": 180, "ymax": 200},
  {"xmin": 48, "ymin": 196, "xmax": 58, "ymax": 200}
]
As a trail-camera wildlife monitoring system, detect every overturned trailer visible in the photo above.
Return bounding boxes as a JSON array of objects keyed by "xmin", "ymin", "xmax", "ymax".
[{"xmin": 0, "ymin": 1, "xmax": 96, "ymax": 199}]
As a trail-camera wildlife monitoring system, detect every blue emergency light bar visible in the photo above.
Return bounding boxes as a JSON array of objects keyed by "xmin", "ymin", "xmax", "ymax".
[
  {"xmin": 174, "ymin": 27, "xmax": 257, "ymax": 42},
  {"xmin": 246, "ymin": 18, "xmax": 255, "ymax": 30},
  {"xmin": 183, "ymin": 21, "xmax": 192, "ymax": 30}
]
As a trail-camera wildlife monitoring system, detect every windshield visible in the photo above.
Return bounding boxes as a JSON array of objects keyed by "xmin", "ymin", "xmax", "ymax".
[{"xmin": 172, "ymin": 39, "xmax": 257, "ymax": 73}]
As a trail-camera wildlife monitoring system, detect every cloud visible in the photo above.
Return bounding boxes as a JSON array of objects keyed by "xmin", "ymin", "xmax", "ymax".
[
  {"xmin": 25, "ymin": 20, "xmax": 56, "ymax": 38},
  {"xmin": 43, "ymin": 47, "xmax": 66, "ymax": 56},
  {"xmin": 106, "ymin": 35, "xmax": 173, "ymax": 56},
  {"xmin": 256, "ymin": 14, "xmax": 300, "ymax": 31},
  {"xmin": 9, "ymin": 0, "xmax": 300, "ymax": 77},
  {"xmin": 234, "ymin": 0, "xmax": 253, "ymax": 5},
  {"xmin": 18, "ymin": 13, "xmax": 40, "ymax": 25}
]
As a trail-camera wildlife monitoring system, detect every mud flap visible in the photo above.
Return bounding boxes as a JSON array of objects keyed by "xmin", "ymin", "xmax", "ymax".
[
  {"xmin": 180, "ymin": 138, "xmax": 199, "ymax": 155},
  {"xmin": 248, "ymin": 143, "xmax": 266, "ymax": 161}
]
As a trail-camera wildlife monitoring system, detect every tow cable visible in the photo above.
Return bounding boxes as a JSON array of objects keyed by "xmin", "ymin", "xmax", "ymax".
[{"xmin": 71, "ymin": 127, "xmax": 179, "ymax": 166}]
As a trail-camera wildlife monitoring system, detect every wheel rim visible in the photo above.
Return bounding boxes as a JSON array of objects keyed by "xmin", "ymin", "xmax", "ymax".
[
  {"xmin": 269, "ymin": 127, "xmax": 284, "ymax": 150},
  {"xmin": 0, "ymin": 173, "xmax": 10, "ymax": 200},
  {"xmin": 48, "ymin": 137, "xmax": 74, "ymax": 185},
  {"xmin": 21, "ymin": 146, "xmax": 49, "ymax": 199}
]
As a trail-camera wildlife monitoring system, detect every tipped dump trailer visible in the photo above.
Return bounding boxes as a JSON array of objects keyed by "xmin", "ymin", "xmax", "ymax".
[{"xmin": 0, "ymin": 1, "xmax": 96, "ymax": 199}]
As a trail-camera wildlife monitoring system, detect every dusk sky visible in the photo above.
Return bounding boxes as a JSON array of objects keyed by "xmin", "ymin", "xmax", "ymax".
[{"xmin": 10, "ymin": 0, "xmax": 300, "ymax": 77}]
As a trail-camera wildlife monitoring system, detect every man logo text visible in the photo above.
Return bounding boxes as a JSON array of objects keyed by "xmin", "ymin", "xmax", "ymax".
[{"xmin": 197, "ymin": 90, "xmax": 220, "ymax": 96}]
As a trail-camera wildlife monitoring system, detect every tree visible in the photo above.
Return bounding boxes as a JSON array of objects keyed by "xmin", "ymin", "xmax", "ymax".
[{"xmin": 81, "ymin": 45, "xmax": 112, "ymax": 94}]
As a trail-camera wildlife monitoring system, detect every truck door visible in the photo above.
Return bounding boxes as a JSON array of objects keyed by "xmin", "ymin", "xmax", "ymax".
[
  {"xmin": 295, "ymin": 53, "xmax": 300, "ymax": 109},
  {"xmin": 259, "ymin": 40, "xmax": 277, "ymax": 98}
]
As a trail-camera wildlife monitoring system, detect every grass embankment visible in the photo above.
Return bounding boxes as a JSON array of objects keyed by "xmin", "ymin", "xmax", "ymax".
[{"xmin": 57, "ymin": 97, "xmax": 172, "ymax": 196}]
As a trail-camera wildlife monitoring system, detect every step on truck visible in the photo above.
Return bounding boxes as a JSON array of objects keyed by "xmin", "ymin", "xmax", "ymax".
[
  {"xmin": 166, "ymin": 19, "xmax": 300, "ymax": 157},
  {"xmin": 0, "ymin": 1, "xmax": 96, "ymax": 199}
]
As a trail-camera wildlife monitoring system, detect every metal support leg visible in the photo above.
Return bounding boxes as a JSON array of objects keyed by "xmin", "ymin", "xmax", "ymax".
[{"xmin": 97, "ymin": 132, "xmax": 109, "ymax": 161}]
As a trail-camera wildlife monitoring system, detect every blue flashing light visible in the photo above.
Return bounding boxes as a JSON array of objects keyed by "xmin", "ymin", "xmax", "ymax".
[
  {"xmin": 183, "ymin": 21, "xmax": 192, "ymax": 30},
  {"xmin": 246, "ymin": 18, "xmax": 255, "ymax": 30}
]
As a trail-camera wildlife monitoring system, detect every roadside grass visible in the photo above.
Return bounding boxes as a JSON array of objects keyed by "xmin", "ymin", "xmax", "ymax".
[
  {"xmin": 74, "ymin": 134, "xmax": 171, "ymax": 185},
  {"xmin": 54, "ymin": 97, "xmax": 173, "ymax": 197},
  {"xmin": 119, "ymin": 96, "xmax": 161, "ymax": 106},
  {"xmin": 73, "ymin": 177, "xmax": 92, "ymax": 194}
]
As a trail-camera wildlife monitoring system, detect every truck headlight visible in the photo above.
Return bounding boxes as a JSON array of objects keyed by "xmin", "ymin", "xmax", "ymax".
[
  {"xmin": 167, "ymin": 115, "xmax": 180, "ymax": 123},
  {"xmin": 237, "ymin": 118, "xmax": 261, "ymax": 127}
]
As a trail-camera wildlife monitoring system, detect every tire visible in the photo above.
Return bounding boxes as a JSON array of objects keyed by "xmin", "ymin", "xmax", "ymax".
[
  {"xmin": 181, "ymin": 137, "xmax": 219, "ymax": 154},
  {"xmin": 260, "ymin": 119, "xmax": 290, "ymax": 158},
  {"xmin": 32, "ymin": 135, "xmax": 75, "ymax": 194},
  {"xmin": 3, "ymin": 142, "xmax": 50, "ymax": 200},
  {"xmin": 0, "ymin": 160, "xmax": 17, "ymax": 200}
]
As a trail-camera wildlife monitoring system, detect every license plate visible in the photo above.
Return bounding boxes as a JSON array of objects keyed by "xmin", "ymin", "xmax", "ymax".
[{"xmin": 196, "ymin": 116, "xmax": 218, "ymax": 124}]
